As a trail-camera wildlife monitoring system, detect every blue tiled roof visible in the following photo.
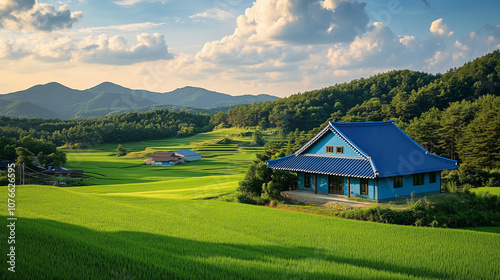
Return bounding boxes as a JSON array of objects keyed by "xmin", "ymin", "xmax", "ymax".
[
  {"xmin": 268, "ymin": 120, "xmax": 458, "ymax": 178},
  {"xmin": 330, "ymin": 121, "xmax": 458, "ymax": 177},
  {"xmin": 267, "ymin": 155, "xmax": 376, "ymax": 179}
]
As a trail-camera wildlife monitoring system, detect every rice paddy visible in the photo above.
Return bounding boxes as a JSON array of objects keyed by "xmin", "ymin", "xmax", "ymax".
[{"xmin": 1, "ymin": 128, "xmax": 499, "ymax": 279}]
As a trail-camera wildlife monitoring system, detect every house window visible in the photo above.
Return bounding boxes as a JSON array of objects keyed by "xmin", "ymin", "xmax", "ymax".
[
  {"xmin": 413, "ymin": 173, "xmax": 424, "ymax": 186},
  {"xmin": 336, "ymin": 146, "xmax": 344, "ymax": 154},
  {"xmin": 393, "ymin": 176, "xmax": 403, "ymax": 188},
  {"xmin": 429, "ymin": 172, "xmax": 437, "ymax": 184},
  {"xmin": 360, "ymin": 178, "xmax": 368, "ymax": 195},
  {"xmin": 326, "ymin": 146, "xmax": 335, "ymax": 154},
  {"xmin": 304, "ymin": 173, "xmax": 311, "ymax": 188}
]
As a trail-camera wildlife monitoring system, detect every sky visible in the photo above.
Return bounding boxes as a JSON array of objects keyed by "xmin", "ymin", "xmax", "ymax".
[{"xmin": 0, "ymin": 0, "xmax": 499, "ymax": 97}]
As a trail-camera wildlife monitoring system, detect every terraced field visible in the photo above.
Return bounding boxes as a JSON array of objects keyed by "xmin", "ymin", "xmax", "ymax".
[{"xmin": 1, "ymin": 129, "xmax": 499, "ymax": 279}]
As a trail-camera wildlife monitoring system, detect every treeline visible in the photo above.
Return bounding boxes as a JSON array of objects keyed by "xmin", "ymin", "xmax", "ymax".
[
  {"xmin": 213, "ymin": 51, "xmax": 500, "ymax": 131},
  {"xmin": 0, "ymin": 136, "xmax": 66, "ymax": 166},
  {"xmin": 212, "ymin": 50, "xmax": 500, "ymax": 170},
  {"xmin": 404, "ymin": 95, "xmax": 500, "ymax": 169},
  {"xmin": 0, "ymin": 110, "xmax": 212, "ymax": 149}
]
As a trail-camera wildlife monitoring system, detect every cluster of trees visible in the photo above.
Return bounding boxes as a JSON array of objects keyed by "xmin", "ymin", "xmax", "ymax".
[
  {"xmin": 212, "ymin": 51, "xmax": 500, "ymax": 132},
  {"xmin": 235, "ymin": 51, "xmax": 500, "ymax": 198},
  {"xmin": 214, "ymin": 51, "xmax": 500, "ymax": 171},
  {"xmin": 404, "ymin": 95, "xmax": 500, "ymax": 169},
  {"xmin": 238, "ymin": 142, "xmax": 298, "ymax": 200},
  {"xmin": 0, "ymin": 136, "xmax": 66, "ymax": 168},
  {"xmin": 0, "ymin": 110, "xmax": 212, "ymax": 148}
]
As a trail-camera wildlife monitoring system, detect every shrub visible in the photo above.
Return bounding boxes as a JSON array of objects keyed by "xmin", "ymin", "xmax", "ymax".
[
  {"xmin": 216, "ymin": 136, "xmax": 231, "ymax": 144},
  {"xmin": 337, "ymin": 191, "xmax": 499, "ymax": 228}
]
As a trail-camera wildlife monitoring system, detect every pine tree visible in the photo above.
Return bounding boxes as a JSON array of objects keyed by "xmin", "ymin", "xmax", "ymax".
[{"xmin": 458, "ymin": 95, "xmax": 500, "ymax": 169}]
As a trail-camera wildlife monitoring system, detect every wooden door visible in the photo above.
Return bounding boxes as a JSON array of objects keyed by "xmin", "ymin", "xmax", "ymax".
[{"xmin": 328, "ymin": 175, "xmax": 344, "ymax": 195}]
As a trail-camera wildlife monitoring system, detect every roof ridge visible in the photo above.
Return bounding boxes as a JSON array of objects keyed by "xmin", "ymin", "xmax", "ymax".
[
  {"xmin": 368, "ymin": 156, "xmax": 380, "ymax": 177},
  {"xmin": 329, "ymin": 120, "xmax": 394, "ymax": 127}
]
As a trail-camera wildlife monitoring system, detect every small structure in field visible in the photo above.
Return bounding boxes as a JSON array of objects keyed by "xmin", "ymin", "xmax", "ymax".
[
  {"xmin": 267, "ymin": 120, "xmax": 458, "ymax": 202},
  {"xmin": 173, "ymin": 149, "xmax": 201, "ymax": 162},
  {"xmin": 143, "ymin": 152, "xmax": 182, "ymax": 166}
]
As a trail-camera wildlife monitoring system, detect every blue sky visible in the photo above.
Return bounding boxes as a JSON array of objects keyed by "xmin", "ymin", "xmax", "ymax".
[{"xmin": 0, "ymin": 0, "xmax": 499, "ymax": 97}]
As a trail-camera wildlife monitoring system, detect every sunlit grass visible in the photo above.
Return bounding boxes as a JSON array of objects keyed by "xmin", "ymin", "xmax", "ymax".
[{"xmin": 2, "ymin": 128, "xmax": 499, "ymax": 279}]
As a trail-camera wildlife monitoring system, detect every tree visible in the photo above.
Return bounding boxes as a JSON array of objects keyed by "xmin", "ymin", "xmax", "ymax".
[
  {"xmin": 47, "ymin": 150, "xmax": 67, "ymax": 165},
  {"xmin": 405, "ymin": 108, "xmax": 442, "ymax": 154},
  {"xmin": 15, "ymin": 147, "xmax": 36, "ymax": 169},
  {"xmin": 263, "ymin": 170, "xmax": 298, "ymax": 199},
  {"xmin": 438, "ymin": 100, "xmax": 477, "ymax": 160},
  {"xmin": 238, "ymin": 162, "xmax": 265, "ymax": 197},
  {"xmin": 115, "ymin": 144, "xmax": 128, "ymax": 157},
  {"xmin": 458, "ymin": 95, "xmax": 500, "ymax": 169},
  {"xmin": 250, "ymin": 130, "xmax": 266, "ymax": 146}
]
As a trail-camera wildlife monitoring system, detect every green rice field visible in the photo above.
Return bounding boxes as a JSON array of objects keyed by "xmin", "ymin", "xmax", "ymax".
[{"xmin": 1, "ymin": 129, "xmax": 499, "ymax": 279}]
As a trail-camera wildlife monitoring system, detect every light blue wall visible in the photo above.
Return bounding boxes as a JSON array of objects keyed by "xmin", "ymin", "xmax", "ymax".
[
  {"xmin": 304, "ymin": 133, "xmax": 360, "ymax": 157},
  {"xmin": 378, "ymin": 172, "xmax": 441, "ymax": 200},
  {"xmin": 348, "ymin": 178, "xmax": 376, "ymax": 199},
  {"xmin": 297, "ymin": 172, "xmax": 348, "ymax": 195},
  {"xmin": 317, "ymin": 174, "xmax": 328, "ymax": 193},
  {"xmin": 297, "ymin": 172, "xmax": 315, "ymax": 191},
  {"xmin": 297, "ymin": 172, "xmax": 441, "ymax": 201}
]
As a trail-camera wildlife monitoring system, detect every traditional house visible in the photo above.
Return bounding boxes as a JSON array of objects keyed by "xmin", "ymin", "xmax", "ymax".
[
  {"xmin": 267, "ymin": 120, "xmax": 458, "ymax": 202},
  {"xmin": 144, "ymin": 152, "xmax": 182, "ymax": 165}
]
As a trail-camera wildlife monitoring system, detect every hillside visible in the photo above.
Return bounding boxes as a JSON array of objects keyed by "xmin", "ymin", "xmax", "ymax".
[
  {"xmin": 216, "ymin": 50, "xmax": 500, "ymax": 131},
  {"xmin": 0, "ymin": 82, "xmax": 278, "ymax": 119},
  {"xmin": 1, "ymin": 130, "xmax": 498, "ymax": 279}
]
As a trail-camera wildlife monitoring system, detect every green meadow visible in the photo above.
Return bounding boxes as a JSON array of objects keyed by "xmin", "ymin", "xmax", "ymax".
[{"xmin": 2, "ymin": 129, "xmax": 499, "ymax": 279}]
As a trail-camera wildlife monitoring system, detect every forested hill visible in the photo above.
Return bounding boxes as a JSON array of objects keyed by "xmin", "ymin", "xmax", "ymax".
[
  {"xmin": 0, "ymin": 110, "xmax": 212, "ymax": 149},
  {"xmin": 213, "ymin": 50, "xmax": 500, "ymax": 132},
  {"xmin": 211, "ymin": 50, "xmax": 500, "ymax": 169}
]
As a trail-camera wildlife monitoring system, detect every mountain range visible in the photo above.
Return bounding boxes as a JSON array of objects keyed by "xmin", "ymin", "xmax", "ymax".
[{"xmin": 0, "ymin": 82, "xmax": 278, "ymax": 119}]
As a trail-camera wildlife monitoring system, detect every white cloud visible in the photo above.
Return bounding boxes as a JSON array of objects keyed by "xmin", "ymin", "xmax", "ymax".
[
  {"xmin": 34, "ymin": 36, "xmax": 75, "ymax": 62},
  {"xmin": 0, "ymin": 37, "xmax": 31, "ymax": 59},
  {"xmin": 0, "ymin": 31, "xmax": 172, "ymax": 65},
  {"xmin": 76, "ymin": 33, "xmax": 172, "ymax": 65},
  {"xmin": 447, "ymin": 24, "xmax": 500, "ymax": 67},
  {"xmin": 430, "ymin": 18, "xmax": 453, "ymax": 37},
  {"xmin": 113, "ymin": 0, "xmax": 168, "ymax": 6},
  {"xmin": 0, "ymin": 0, "xmax": 34, "ymax": 18},
  {"xmin": 425, "ymin": 50, "xmax": 450, "ymax": 70},
  {"xmin": 327, "ymin": 22, "xmax": 407, "ymax": 69},
  {"xmin": 79, "ymin": 22, "xmax": 166, "ymax": 33},
  {"xmin": 0, "ymin": 1, "xmax": 82, "ymax": 32},
  {"xmin": 190, "ymin": 8, "xmax": 234, "ymax": 21},
  {"xmin": 196, "ymin": 0, "xmax": 368, "ymax": 66}
]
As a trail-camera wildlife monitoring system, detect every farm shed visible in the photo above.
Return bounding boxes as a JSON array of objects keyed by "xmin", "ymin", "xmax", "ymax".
[
  {"xmin": 267, "ymin": 120, "xmax": 458, "ymax": 202},
  {"xmin": 144, "ymin": 152, "xmax": 182, "ymax": 165},
  {"xmin": 173, "ymin": 150, "xmax": 201, "ymax": 162}
]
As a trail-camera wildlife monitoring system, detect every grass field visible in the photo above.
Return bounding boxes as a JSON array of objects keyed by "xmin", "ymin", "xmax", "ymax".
[
  {"xmin": 2, "ymin": 129, "xmax": 500, "ymax": 279},
  {"xmin": 470, "ymin": 187, "xmax": 500, "ymax": 196}
]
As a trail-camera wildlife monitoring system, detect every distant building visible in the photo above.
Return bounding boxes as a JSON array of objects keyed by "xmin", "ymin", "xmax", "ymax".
[
  {"xmin": 173, "ymin": 150, "xmax": 201, "ymax": 162},
  {"xmin": 32, "ymin": 156, "xmax": 40, "ymax": 166},
  {"xmin": 144, "ymin": 150, "xmax": 201, "ymax": 166},
  {"xmin": 267, "ymin": 120, "xmax": 458, "ymax": 202},
  {"xmin": 144, "ymin": 152, "xmax": 182, "ymax": 165},
  {"xmin": 43, "ymin": 167, "xmax": 83, "ymax": 175}
]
